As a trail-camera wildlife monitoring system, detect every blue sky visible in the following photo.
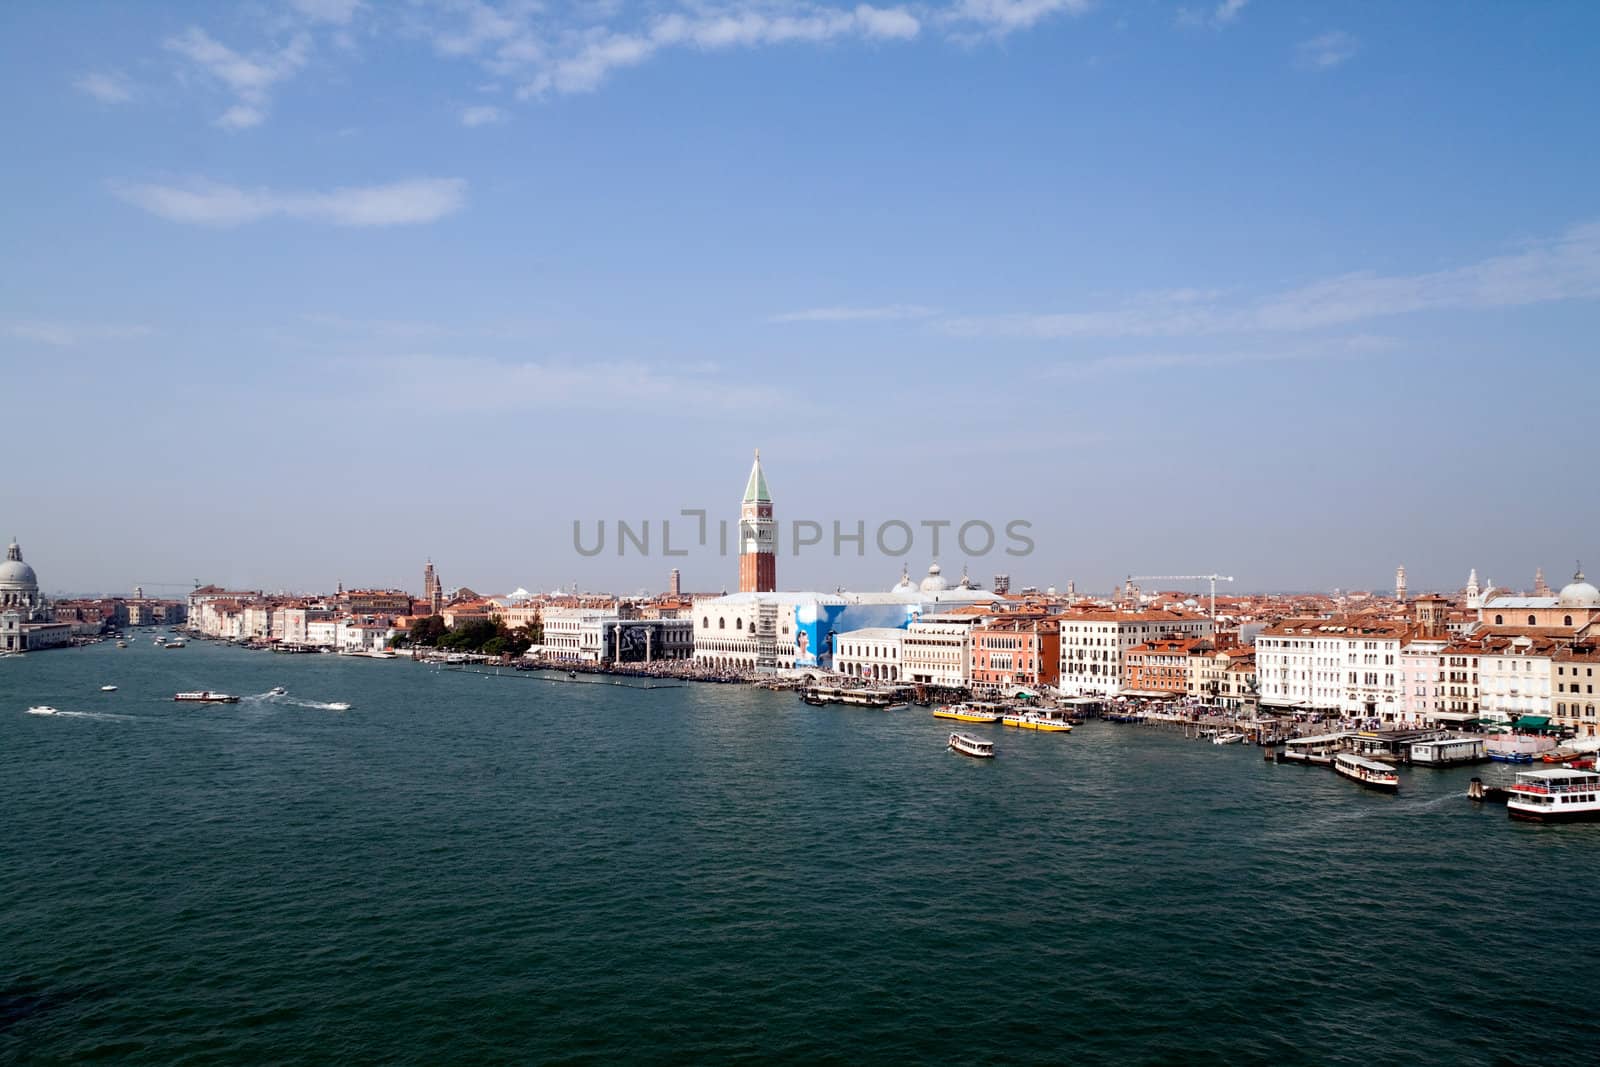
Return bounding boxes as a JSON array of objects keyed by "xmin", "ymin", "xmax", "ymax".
[{"xmin": 3, "ymin": 0, "xmax": 1597, "ymax": 599}]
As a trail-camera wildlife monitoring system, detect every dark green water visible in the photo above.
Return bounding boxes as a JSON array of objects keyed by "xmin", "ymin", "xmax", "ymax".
[{"xmin": 3, "ymin": 639, "xmax": 1596, "ymax": 1065}]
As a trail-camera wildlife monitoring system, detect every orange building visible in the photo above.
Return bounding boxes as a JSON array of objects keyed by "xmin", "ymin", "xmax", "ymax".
[
  {"xmin": 1124, "ymin": 635, "xmax": 1207, "ymax": 697},
  {"xmin": 971, "ymin": 616, "xmax": 1060, "ymax": 691}
]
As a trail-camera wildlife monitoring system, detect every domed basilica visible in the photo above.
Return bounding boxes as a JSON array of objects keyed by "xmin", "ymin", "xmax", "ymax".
[{"xmin": 1, "ymin": 539, "xmax": 65, "ymax": 652}]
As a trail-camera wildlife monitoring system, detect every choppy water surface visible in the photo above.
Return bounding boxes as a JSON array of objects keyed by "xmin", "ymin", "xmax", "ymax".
[{"xmin": 3, "ymin": 640, "xmax": 1596, "ymax": 1064}]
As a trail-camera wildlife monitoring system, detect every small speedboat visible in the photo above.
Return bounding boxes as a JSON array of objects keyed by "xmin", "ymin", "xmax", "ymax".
[
  {"xmin": 100, "ymin": 685, "xmax": 118, "ymax": 692},
  {"xmin": 949, "ymin": 732, "xmax": 996, "ymax": 758},
  {"xmin": 1212, "ymin": 732, "xmax": 1246, "ymax": 745},
  {"xmin": 325, "ymin": 702, "xmax": 351, "ymax": 711},
  {"xmin": 26, "ymin": 705, "xmax": 59, "ymax": 716},
  {"xmin": 269, "ymin": 686, "xmax": 287, "ymax": 696}
]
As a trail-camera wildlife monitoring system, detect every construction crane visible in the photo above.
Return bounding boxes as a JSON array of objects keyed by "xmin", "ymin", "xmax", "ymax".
[{"xmin": 1129, "ymin": 574, "xmax": 1236, "ymax": 621}]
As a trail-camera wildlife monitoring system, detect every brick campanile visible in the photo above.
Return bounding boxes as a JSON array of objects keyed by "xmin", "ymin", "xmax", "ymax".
[{"xmin": 738, "ymin": 449, "xmax": 776, "ymax": 593}]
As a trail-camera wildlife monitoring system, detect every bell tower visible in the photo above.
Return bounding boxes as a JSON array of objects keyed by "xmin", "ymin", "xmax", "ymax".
[{"xmin": 739, "ymin": 449, "xmax": 776, "ymax": 593}]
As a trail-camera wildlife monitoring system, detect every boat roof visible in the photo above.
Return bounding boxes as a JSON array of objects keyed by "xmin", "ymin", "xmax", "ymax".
[
  {"xmin": 1336, "ymin": 753, "xmax": 1395, "ymax": 772},
  {"xmin": 1516, "ymin": 768, "xmax": 1600, "ymax": 780},
  {"xmin": 1286, "ymin": 732, "xmax": 1352, "ymax": 745}
]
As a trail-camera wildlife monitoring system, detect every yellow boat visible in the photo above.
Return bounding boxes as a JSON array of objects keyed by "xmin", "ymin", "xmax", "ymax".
[
  {"xmin": 934, "ymin": 703, "xmax": 1003, "ymax": 723},
  {"xmin": 1002, "ymin": 713, "xmax": 1072, "ymax": 732}
]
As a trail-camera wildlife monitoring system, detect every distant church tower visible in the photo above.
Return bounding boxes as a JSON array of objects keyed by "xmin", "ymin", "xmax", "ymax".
[
  {"xmin": 424, "ymin": 559, "xmax": 443, "ymax": 614},
  {"xmin": 739, "ymin": 449, "xmax": 776, "ymax": 593},
  {"xmin": 1466, "ymin": 568, "xmax": 1481, "ymax": 611},
  {"xmin": 1395, "ymin": 565, "xmax": 1407, "ymax": 603},
  {"xmin": 1534, "ymin": 567, "xmax": 1551, "ymax": 597}
]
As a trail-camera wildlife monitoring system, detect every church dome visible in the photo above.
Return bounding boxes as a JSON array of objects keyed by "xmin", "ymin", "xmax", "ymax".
[
  {"xmin": 919, "ymin": 562, "xmax": 949, "ymax": 593},
  {"xmin": 891, "ymin": 564, "xmax": 916, "ymax": 594},
  {"xmin": 0, "ymin": 541, "xmax": 37, "ymax": 591},
  {"xmin": 1558, "ymin": 569, "xmax": 1600, "ymax": 609}
]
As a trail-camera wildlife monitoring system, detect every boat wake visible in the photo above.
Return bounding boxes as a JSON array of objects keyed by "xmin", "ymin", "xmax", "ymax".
[
  {"xmin": 25, "ymin": 709, "xmax": 135, "ymax": 722},
  {"xmin": 274, "ymin": 697, "xmax": 353, "ymax": 712}
]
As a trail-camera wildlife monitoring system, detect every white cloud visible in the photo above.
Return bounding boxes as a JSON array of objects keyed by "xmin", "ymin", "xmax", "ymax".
[
  {"xmin": 460, "ymin": 104, "xmax": 507, "ymax": 126},
  {"xmin": 939, "ymin": 220, "xmax": 1600, "ymax": 339},
  {"xmin": 74, "ymin": 71, "xmax": 134, "ymax": 104},
  {"xmin": 164, "ymin": 26, "xmax": 310, "ymax": 130},
  {"xmin": 1177, "ymin": 0, "xmax": 1247, "ymax": 29},
  {"xmin": 769, "ymin": 304, "xmax": 938, "ymax": 323},
  {"xmin": 290, "ymin": 0, "xmax": 363, "ymax": 24},
  {"xmin": 354, "ymin": 354, "xmax": 787, "ymax": 414},
  {"xmin": 111, "ymin": 177, "xmax": 468, "ymax": 227},
  {"xmin": 1213, "ymin": 0, "xmax": 1247, "ymax": 25},
  {"xmin": 946, "ymin": 0, "xmax": 1093, "ymax": 38},
  {"xmin": 522, "ymin": 4, "xmax": 921, "ymax": 97},
  {"xmin": 1040, "ymin": 335, "xmax": 1397, "ymax": 378},
  {"xmin": 1297, "ymin": 30, "xmax": 1358, "ymax": 70},
  {"xmin": 3, "ymin": 321, "xmax": 153, "ymax": 347}
]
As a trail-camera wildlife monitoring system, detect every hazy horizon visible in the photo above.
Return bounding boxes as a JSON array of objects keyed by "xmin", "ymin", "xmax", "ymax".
[{"xmin": 5, "ymin": 1, "xmax": 1597, "ymax": 599}]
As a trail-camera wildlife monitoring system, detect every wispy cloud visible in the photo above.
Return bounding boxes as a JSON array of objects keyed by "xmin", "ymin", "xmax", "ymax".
[
  {"xmin": 945, "ymin": 0, "xmax": 1093, "ymax": 38},
  {"xmin": 460, "ymin": 104, "xmax": 507, "ymax": 126},
  {"xmin": 352, "ymin": 353, "xmax": 788, "ymax": 414},
  {"xmin": 769, "ymin": 304, "xmax": 938, "ymax": 323},
  {"xmin": 1039, "ymin": 335, "xmax": 1397, "ymax": 379},
  {"xmin": 74, "ymin": 71, "xmax": 135, "ymax": 104},
  {"xmin": 3, "ymin": 321, "xmax": 154, "ymax": 347},
  {"xmin": 1177, "ymin": 0, "xmax": 1247, "ymax": 29},
  {"xmin": 290, "ymin": 0, "xmax": 363, "ymax": 25},
  {"xmin": 940, "ymin": 220, "xmax": 1600, "ymax": 339},
  {"xmin": 165, "ymin": 26, "xmax": 310, "ymax": 129},
  {"xmin": 520, "ymin": 5, "xmax": 921, "ymax": 97},
  {"xmin": 111, "ymin": 177, "xmax": 468, "ymax": 227},
  {"xmin": 1297, "ymin": 30, "xmax": 1358, "ymax": 70}
]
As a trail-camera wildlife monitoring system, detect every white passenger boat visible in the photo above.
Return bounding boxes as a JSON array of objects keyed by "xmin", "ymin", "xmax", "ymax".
[
  {"xmin": 948, "ymin": 732, "xmax": 995, "ymax": 758},
  {"xmin": 165, "ymin": 639, "xmax": 187, "ymax": 649},
  {"xmin": 1333, "ymin": 752, "xmax": 1399, "ymax": 793},
  {"xmin": 26, "ymin": 705, "xmax": 59, "ymax": 716},
  {"xmin": 174, "ymin": 691, "xmax": 240, "ymax": 704},
  {"xmin": 1507, "ymin": 768, "xmax": 1600, "ymax": 823}
]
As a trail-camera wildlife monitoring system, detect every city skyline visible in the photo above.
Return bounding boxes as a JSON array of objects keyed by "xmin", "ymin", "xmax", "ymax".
[{"xmin": 4, "ymin": 1, "xmax": 1598, "ymax": 594}]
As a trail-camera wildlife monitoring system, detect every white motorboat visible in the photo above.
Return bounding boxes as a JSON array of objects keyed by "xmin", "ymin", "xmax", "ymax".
[
  {"xmin": 949, "ymin": 732, "xmax": 996, "ymax": 758},
  {"xmin": 1333, "ymin": 752, "xmax": 1399, "ymax": 793},
  {"xmin": 1212, "ymin": 732, "xmax": 1245, "ymax": 745},
  {"xmin": 100, "ymin": 685, "xmax": 118, "ymax": 692},
  {"xmin": 26, "ymin": 705, "xmax": 59, "ymax": 716},
  {"xmin": 325, "ymin": 702, "xmax": 352, "ymax": 711},
  {"xmin": 1507, "ymin": 768, "xmax": 1600, "ymax": 823},
  {"xmin": 269, "ymin": 686, "xmax": 287, "ymax": 696}
]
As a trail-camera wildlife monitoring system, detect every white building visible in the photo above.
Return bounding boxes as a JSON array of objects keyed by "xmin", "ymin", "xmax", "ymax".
[
  {"xmin": 835, "ymin": 628, "xmax": 905, "ymax": 681},
  {"xmin": 1478, "ymin": 635, "xmax": 1557, "ymax": 725},
  {"xmin": 542, "ymin": 607, "xmax": 613, "ymax": 662},
  {"xmin": 902, "ymin": 616, "xmax": 978, "ymax": 687},
  {"xmin": 1058, "ymin": 609, "xmax": 1214, "ymax": 697},
  {"xmin": 1255, "ymin": 618, "xmax": 1408, "ymax": 717},
  {"xmin": 0, "ymin": 540, "xmax": 71, "ymax": 652}
]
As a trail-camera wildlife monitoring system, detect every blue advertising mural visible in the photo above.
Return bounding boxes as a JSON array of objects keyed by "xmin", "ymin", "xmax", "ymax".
[{"xmin": 794, "ymin": 601, "xmax": 928, "ymax": 671}]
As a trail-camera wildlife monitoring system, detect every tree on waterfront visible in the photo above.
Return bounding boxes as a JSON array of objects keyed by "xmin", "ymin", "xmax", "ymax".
[{"xmin": 406, "ymin": 614, "xmax": 448, "ymax": 647}]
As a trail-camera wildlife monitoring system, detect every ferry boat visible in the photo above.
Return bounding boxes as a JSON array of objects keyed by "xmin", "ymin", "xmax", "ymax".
[
  {"xmin": 165, "ymin": 639, "xmax": 187, "ymax": 649},
  {"xmin": 1506, "ymin": 768, "xmax": 1600, "ymax": 823},
  {"xmin": 1332, "ymin": 752, "xmax": 1399, "ymax": 793},
  {"xmin": 948, "ymin": 732, "xmax": 996, "ymax": 759},
  {"xmin": 933, "ymin": 702, "xmax": 1003, "ymax": 723},
  {"xmin": 1278, "ymin": 732, "xmax": 1350, "ymax": 765},
  {"xmin": 26, "ymin": 705, "xmax": 59, "ymax": 716},
  {"xmin": 173, "ymin": 691, "xmax": 240, "ymax": 704},
  {"xmin": 1002, "ymin": 712, "xmax": 1072, "ymax": 732}
]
